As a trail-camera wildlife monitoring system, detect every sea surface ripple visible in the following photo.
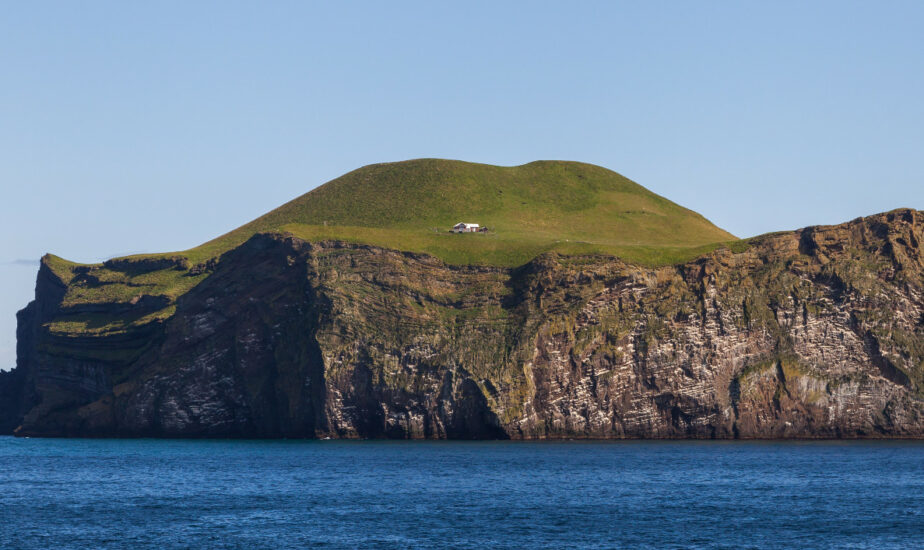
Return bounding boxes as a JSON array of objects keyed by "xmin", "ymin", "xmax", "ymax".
[{"xmin": 1, "ymin": 438, "xmax": 922, "ymax": 549}]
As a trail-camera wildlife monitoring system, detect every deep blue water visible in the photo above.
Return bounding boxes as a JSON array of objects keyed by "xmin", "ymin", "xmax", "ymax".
[{"xmin": 1, "ymin": 438, "xmax": 922, "ymax": 549}]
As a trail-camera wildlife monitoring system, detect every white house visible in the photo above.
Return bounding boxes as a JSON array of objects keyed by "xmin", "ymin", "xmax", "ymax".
[{"xmin": 451, "ymin": 222, "xmax": 480, "ymax": 233}]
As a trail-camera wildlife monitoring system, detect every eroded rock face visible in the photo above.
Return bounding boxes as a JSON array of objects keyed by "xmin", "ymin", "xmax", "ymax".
[{"xmin": 3, "ymin": 209, "xmax": 923, "ymax": 438}]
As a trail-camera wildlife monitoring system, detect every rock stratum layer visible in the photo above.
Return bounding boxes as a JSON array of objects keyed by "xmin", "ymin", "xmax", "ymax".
[{"xmin": 2, "ymin": 209, "xmax": 923, "ymax": 438}]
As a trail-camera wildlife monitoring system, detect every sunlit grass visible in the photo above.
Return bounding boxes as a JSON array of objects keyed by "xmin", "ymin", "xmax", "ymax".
[{"xmin": 41, "ymin": 159, "xmax": 745, "ymax": 322}]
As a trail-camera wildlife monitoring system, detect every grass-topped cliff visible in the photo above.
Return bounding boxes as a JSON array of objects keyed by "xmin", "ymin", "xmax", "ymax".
[
  {"xmin": 12, "ymin": 207, "xmax": 924, "ymax": 439},
  {"xmin": 40, "ymin": 159, "xmax": 739, "ymax": 335}
]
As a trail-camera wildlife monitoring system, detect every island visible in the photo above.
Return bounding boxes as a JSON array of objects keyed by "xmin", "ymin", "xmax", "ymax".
[{"xmin": 2, "ymin": 159, "xmax": 921, "ymax": 439}]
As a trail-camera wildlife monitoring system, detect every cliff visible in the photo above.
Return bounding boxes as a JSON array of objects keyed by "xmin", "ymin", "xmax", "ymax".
[{"xmin": 3, "ymin": 209, "xmax": 922, "ymax": 438}]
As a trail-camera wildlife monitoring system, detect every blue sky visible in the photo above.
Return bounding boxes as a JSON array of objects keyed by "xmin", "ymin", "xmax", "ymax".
[{"xmin": 2, "ymin": 2, "xmax": 923, "ymax": 369}]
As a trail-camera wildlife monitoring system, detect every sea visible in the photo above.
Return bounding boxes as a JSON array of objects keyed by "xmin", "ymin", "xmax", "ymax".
[{"xmin": 0, "ymin": 437, "xmax": 922, "ymax": 549}]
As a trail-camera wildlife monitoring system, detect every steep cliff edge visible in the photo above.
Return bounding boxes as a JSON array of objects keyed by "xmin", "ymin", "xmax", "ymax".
[{"xmin": 3, "ymin": 209, "xmax": 922, "ymax": 438}]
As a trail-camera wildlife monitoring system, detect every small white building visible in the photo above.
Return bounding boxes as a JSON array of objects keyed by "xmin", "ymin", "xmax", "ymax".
[{"xmin": 451, "ymin": 222, "xmax": 480, "ymax": 233}]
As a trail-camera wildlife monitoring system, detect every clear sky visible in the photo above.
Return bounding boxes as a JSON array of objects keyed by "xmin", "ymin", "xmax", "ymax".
[{"xmin": 2, "ymin": 2, "xmax": 923, "ymax": 369}]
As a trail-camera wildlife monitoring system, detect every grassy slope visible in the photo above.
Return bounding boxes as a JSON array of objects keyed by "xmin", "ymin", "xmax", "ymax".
[
  {"xmin": 41, "ymin": 159, "xmax": 740, "ymax": 333},
  {"xmin": 189, "ymin": 159, "xmax": 736, "ymax": 265}
]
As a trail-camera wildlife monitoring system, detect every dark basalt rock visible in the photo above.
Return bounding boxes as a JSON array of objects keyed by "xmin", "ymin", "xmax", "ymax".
[{"xmin": 103, "ymin": 256, "xmax": 190, "ymax": 273}]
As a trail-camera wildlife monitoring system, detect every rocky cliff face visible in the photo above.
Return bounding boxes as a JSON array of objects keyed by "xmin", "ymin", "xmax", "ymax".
[{"xmin": 3, "ymin": 209, "xmax": 923, "ymax": 438}]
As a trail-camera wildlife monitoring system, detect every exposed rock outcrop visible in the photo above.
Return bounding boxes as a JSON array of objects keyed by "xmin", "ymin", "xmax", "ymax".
[{"xmin": 2, "ymin": 209, "xmax": 923, "ymax": 438}]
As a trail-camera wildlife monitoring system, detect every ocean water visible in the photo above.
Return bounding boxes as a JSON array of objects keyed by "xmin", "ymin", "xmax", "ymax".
[{"xmin": 0, "ymin": 438, "xmax": 922, "ymax": 549}]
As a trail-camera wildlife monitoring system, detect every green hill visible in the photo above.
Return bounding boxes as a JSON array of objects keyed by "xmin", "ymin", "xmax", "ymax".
[
  {"xmin": 45, "ymin": 158, "xmax": 741, "ymax": 295},
  {"xmin": 40, "ymin": 159, "xmax": 740, "ymax": 334},
  {"xmin": 190, "ymin": 159, "xmax": 736, "ymax": 266}
]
